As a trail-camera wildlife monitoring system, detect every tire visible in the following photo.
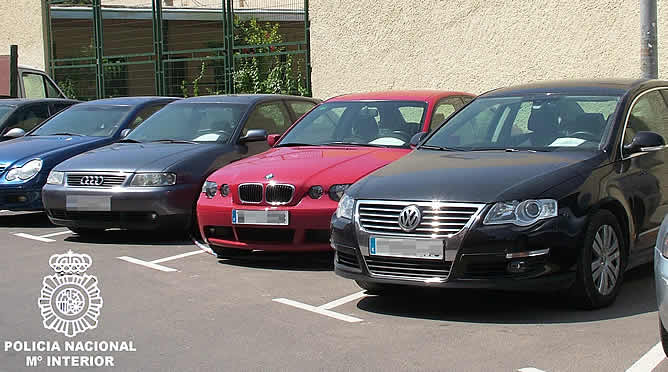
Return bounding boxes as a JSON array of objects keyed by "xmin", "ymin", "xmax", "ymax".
[
  {"xmin": 355, "ymin": 280, "xmax": 402, "ymax": 295},
  {"xmin": 69, "ymin": 227, "xmax": 104, "ymax": 237},
  {"xmin": 661, "ymin": 319, "xmax": 668, "ymax": 357},
  {"xmin": 211, "ymin": 245, "xmax": 251, "ymax": 259},
  {"xmin": 570, "ymin": 209, "xmax": 626, "ymax": 309}
]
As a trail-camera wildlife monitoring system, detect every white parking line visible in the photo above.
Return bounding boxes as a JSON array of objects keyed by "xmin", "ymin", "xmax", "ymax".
[
  {"xmin": 519, "ymin": 368, "xmax": 547, "ymax": 372},
  {"xmin": 117, "ymin": 249, "xmax": 205, "ymax": 272},
  {"xmin": 117, "ymin": 256, "xmax": 178, "ymax": 272},
  {"xmin": 273, "ymin": 298, "xmax": 363, "ymax": 323},
  {"xmin": 626, "ymin": 342, "xmax": 665, "ymax": 372},
  {"xmin": 13, "ymin": 233, "xmax": 56, "ymax": 243},
  {"xmin": 13, "ymin": 230, "xmax": 72, "ymax": 243},
  {"xmin": 273, "ymin": 291, "xmax": 367, "ymax": 323},
  {"xmin": 319, "ymin": 291, "xmax": 367, "ymax": 310}
]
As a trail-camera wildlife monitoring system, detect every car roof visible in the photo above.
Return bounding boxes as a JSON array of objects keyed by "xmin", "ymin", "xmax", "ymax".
[
  {"xmin": 0, "ymin": 98, "xmax": 79, "ymax": 106},
  {"xmin": 326, "ymin": 90, "xmax": 473, "ymax": 102},
  {"xmin": 481, "ymin": 79, "xmax": 668, "ymax": 97},
  {"xmin": 173, "ymin": 94, "xmax": 320, "ymax": 104},
  {"xmin": 80, "ymin": 96, "xmax": 178, "ymax": 106}
]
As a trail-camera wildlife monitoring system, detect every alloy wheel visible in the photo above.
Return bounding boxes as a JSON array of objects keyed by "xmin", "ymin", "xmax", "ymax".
[{"xmin": 590, "ymin": 224, "xmax": 621, "ymax": 296}]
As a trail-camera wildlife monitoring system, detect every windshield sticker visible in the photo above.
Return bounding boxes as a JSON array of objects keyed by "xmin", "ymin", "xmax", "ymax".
[
  {"xmin": 548, "ymin": 137, "xmax": 587, "ymax": 147},
  {"xmin": 368, "ymin": 137, "xmax": 406, "ymax": 146}
]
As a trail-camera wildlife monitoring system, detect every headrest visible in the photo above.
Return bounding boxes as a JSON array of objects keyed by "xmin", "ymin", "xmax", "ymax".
[
  {"xmin": 528, "ymin": 105, "xmax": 560, "ymax": 133},
  {"xmin": 573, "ymin": 113, "xmax": 605, "ymax": 134}
]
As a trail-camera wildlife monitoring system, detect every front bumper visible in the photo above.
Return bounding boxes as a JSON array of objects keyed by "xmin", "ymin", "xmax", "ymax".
[
  {"xmin": 656, "ymin": 248, "xmax": 668, "ymax": 327},
  {"xmin": 0, "ymin": 183, "xmax": 45, "ymax": 211},
  {"xmin": 197, "ymin": 194, "xmax": 337, "ymax": 252},
  {"xmin": 332, "ymin": 209, "xmax": 582, "ymax": 291},
  {"xmin": 42, "ymin": 183, "xmax": 197, "ymax": 230}
]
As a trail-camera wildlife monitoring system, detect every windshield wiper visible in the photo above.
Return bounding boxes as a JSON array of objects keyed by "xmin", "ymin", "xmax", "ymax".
[
  {"xmin": 468, "ymin": 147, "xmax": 552, "ymax": 153},
  {"xmin": 275, "ymin": 142, "xmax": 316, "ymax": 147},
  {"xmin": 150, "ymin": 139, "xmax": 197, "ymax": 144},
  {"xmin": 117, "ymin": 138, "xmax": 142, "ymax": 143},
  {"xmin": 47, "ymin": 132, "xmax": 82, "ymax": 137},
  {"xmin": 419, "ymin": 145, "xmax": 464, "ymax": 151},
  {"xmin": 321, "ymin": 142, "xmax": 387, "ymax": 148}
]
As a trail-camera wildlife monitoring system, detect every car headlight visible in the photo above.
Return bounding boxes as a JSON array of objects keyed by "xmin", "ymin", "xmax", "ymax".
[
  {"xmin": 329, "ymin": 184, "xmax": 350, "ymax": 201},
  {"xmin": 483, "ymin": 199, "xmax": 557, "ymax": 226},
  {"xmin": 46, "ymin": 171, "xmax": 65, "ymax": 185},
  {"xmin": 5, "ymin": 159, "xmax": 42, "ymax": 181},
  {"xmin": 202, "ymin": 181, "xmax": 218, "ymax": 199},
  {"xmin": 130, "ymin": 173, "xmax": 176, "ymax": 187},
  {"xmin": 335, "ymin": 193, "xmax": 355, "ymax": 220}
]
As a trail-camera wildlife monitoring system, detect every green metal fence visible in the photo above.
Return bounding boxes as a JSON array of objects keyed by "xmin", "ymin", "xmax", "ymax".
[{"xmin": 45, "ymin": 0, "xmax": 311, "ymax": 100}]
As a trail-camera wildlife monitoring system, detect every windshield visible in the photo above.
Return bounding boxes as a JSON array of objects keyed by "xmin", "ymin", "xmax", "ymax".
[
  {"xmin": 31, "ymin": 105, "xmax": 131, "ymax": 137},
  {"xmin": 127, "ymin": 103, "xmax": 247, "ymax": 143},
  {"xmin": 0, "ymin": 105, "xmax": 16, "ymax": 125},
  {"xmin": 277, "ymin": 100, "xmax": 428, "ymax": 147},
  {"xmin": 423, "ymin": 95, "xmax": 621, "ymax": 151}
]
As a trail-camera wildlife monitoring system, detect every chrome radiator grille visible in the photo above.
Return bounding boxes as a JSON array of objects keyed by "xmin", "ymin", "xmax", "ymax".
[
  {"xmin": 364, "ymin": 256, "xmax": 452, "ymax": 280},
  {"xmin": 357, "ymin": 201, "xmax": 484, "ymax": 238},
  {"xmin": 238, "ymin": 183, "xmax": 295, "ymax": 205},
  {"xmin": 66, "ymin": 174, "xmax": 127, "ymax": 187},
  {"xmin": 238, "ymin": 183, "xmax": 263, "ymax": 203},
  {"xmin": 265, "ymin": 184, "xmax": 294, "ymax": 204}
]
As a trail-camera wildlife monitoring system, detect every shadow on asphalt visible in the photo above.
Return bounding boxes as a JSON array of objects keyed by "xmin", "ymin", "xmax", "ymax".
[
  {"xmin": 65, "ymin": 229, "xmax": 191, "ymax": 246},
  {"xmin": 218, "ymin": 251, "xmax": 334, "ymax": 272},
  {"xmin": 0, "ymin": 212, "xmax": 54, "ymax": 228},
  {"xmin": 356, "ymin": 263, "xmax": 657, "ymax": 324}
]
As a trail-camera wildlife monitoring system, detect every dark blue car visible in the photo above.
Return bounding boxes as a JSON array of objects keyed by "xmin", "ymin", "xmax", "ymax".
[{"xmin": 0, "ymin": 96, "xmax": 177, "ymax": 211}]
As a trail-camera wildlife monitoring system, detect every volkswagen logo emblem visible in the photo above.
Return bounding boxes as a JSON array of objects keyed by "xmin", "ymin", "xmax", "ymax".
[
  {"xmin": 80, "ymin": 176, "xmax": 104, "ymax": 186},
  {"xmin": 398, "ymin": 205, "xmax": 421, "ymax": 232}
]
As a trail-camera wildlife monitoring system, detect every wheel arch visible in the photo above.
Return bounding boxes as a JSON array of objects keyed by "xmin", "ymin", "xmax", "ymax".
[{"xmin": 589, "ymin": 198, "xmax": 633, "ymax": 256}]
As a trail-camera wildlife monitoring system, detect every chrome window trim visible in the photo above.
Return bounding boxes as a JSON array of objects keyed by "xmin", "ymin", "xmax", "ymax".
[
  {"xmin": 619, "ymin": 86, "xmax": 668, "ymax": 161},
  {"xmin": 238, "ymin": 182, "xmax": 264, "ymax": 204},
  {"xmin": 265, "ymin": 183, "xmax": 295, "ymax": 206}
]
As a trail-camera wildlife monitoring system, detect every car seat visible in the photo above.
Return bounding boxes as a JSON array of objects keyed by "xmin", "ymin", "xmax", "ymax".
[{"xmin": 527, "ymin": 104, "xmax": 561, "ymax": 146}]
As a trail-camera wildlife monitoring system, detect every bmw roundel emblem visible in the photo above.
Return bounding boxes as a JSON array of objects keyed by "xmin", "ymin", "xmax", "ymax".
[
  {"xmin": 398, "ymin": 205, "xmax": 422, "ymax": 232},
  {"xmin": 265, "ymin": 173, "xmax": 274, "ymax": 180}
]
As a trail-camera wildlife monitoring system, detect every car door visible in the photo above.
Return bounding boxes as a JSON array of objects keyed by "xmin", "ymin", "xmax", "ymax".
[
  {"xmin": 428, "ymin": 97, "xmax": 465, "ymax": 132},
  {"xmin": 238, "ymin": 101, "xmax": 293, "ymax": 157},
  {"xmin": 615, "ymin": 88, "xmax": 668, "ymax": 254}
]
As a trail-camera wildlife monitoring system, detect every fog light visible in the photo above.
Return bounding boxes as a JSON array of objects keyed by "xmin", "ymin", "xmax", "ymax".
[
  {"xmin": 507, "ymin": 260, "xmax": 528, "ymax": 273},
  {"xmin": 17, "ymin": 196, "xmax": 27, "ymax": 202},
  {"xmin": 308, "ymin": 185, "xmax": 324, "ymax": 199},
  {"xmin": 220, "ymin": 184, "xmax": 230, "ymax": 197}
]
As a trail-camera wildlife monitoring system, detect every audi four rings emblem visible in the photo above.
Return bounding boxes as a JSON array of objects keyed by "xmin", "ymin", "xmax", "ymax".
[
  {"xmin": 398, "ymin": 205, "xmax": 421, "ymax": 232},
  {"xmin": 80, "ymin": 176, "xmax": 104, "ymax": 186}
]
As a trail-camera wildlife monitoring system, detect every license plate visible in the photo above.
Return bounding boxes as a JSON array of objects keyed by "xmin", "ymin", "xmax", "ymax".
[
  {"xmin": 232, "ymin": 209, "xmax": 288, "ymax": 225},
  {"xmin": 369, "ymin": 237, "xmax": 444, "ymax": 260},
  {"xmin": 66, "ymin": 195, "xmax": 111, "ymax": 211}
]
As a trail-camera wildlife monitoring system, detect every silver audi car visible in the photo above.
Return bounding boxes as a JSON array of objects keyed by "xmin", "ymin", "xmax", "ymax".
[{"xmin": 655, "ymin": 214, "xmax": 668, "ymax": 355}]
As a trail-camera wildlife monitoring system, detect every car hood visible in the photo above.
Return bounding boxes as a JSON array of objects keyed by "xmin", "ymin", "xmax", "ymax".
[
  {"xmin": 210, "ymin": 146, "xmax": 410, "ymax": 201},
  {"xmin": 55, "ymin": 142, "xmax": 221, "ymax": 173},
  {"xmin": 348, "ymin": 149, "xmax": 605, "ymax": 203},
  {"xmin": 0, "ymin": 135, "xmax": 110, "ymax": 167}
]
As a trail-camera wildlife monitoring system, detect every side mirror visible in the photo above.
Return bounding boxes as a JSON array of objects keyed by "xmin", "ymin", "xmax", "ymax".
[
  {"xmin": 623, "ymin": 131, "xmax": 666, "ymax": 155},
  {"xmin": 120, "ymin": 128, "xmax": 132, "ymax": 138},
  {"xmin": 267, "ymin": 134, "xmax": 280, "ymax": 147},
  {"xmin": 239, "ymin": 129, "xmax": 268, "ymax": 144},
  {"xmin": 4, "ymin": 128, "xmax": 26, "ymax": 139},
  {"xmin": 409, "ymin": 131, "xmax": 428, "ymax": 148}
]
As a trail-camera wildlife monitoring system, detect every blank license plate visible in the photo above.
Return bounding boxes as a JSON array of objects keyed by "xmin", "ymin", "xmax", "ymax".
[
  {"xmin": 66, "ymin": 195, "xmax": 111, "ymax": 211},
  {"xmin": 232, "ymin": 209, "xmax": 288, "ymax": 225},
  {"xmin": 369, "ymin": 237, "xmax": 444, "ymax": 260}
]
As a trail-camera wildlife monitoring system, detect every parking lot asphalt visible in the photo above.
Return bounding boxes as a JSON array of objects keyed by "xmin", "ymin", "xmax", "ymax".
[{"xmin": 0, "ymin": 211, "xmax": 667, "ymax": 372}]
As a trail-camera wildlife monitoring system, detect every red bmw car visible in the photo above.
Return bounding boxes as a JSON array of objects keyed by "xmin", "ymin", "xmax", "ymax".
[{"xmin": 197, "ymin": 90, "xmax": 475, "ymax": 255}]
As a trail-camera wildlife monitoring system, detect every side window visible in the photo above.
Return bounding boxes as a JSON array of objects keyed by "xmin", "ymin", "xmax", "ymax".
[
  {"xmin": 45, "ymin": 77, "xmax": 63, "ymax": 98},
  {"xmin": 50, "ymin": 102, "xmax": 74, "ymax": 115},
  {"xmin": 244, "ymin": 102, "xmax": 291, "ymax": 135},
  {"xmin": 625, "ymin": 90, "xmax": 668, "ymax": 145},
  {"xmin": 462, "ymin": 96, "xmax": 474, "ymax": 104},
  {"xmin": 288, "ymin": 101, "xmax": 316, "ymax": 120},
  {"xmin": 10, "ymin": 104, "xmax": 51, "ymax": 132},
  {"xmin": 128, "ymin": 104, "xmax": 167, "ymax": 130},
  {"xmin": 449, "ymin": 104, "xmax": 499, "ymax": 145},
  {"xmin": 22, "ymin": 73, "xmax": 46, "ymax": 99},
  {"xmin": 429, "ymin": 98, "xmax": 462, "ymax": 130}
]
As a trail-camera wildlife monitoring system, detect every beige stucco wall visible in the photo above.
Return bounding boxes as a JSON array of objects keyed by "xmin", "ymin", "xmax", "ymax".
[
  {"xmin": 310, "ymin": 0, "xmax": 668, "ymax": 99},
  {"xmin": 0, "ymin": 0, "xmax": 45, "ymax": 70}
]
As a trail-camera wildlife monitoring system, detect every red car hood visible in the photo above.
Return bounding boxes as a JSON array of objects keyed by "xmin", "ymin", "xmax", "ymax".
[{"xmin": 209, "ymin": 146, "xmax": 410, "ymax": 205}]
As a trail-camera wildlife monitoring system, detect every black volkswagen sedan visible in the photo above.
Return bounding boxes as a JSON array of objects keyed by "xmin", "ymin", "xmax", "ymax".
[
  {"xmin": 42, "ymin": 94, "xmax": 319, "ymax": 235},
  {"xmin": 332, "ymin": 79, "xmax": 667, "ymax": 309}
]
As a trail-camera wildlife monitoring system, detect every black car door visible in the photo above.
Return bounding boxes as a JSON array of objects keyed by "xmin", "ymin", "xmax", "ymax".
[{"xmin": 614, "ymin": 88, "xmax": 668, "ymax": 255}]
